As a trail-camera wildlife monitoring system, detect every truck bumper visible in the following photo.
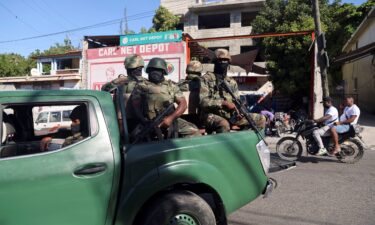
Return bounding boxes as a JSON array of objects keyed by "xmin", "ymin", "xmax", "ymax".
[{"xmin": 262, "ymin": 179, "xmax": 274, "ymax": 198}]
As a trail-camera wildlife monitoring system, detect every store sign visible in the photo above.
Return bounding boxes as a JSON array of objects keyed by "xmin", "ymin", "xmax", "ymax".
[
  {"xmin": 120, "ymin": 30, "xmax": 182, "ymax": 46},
  {"xmin": 86, "ymin": 42, "xmax": 186, "ymax": 90}
]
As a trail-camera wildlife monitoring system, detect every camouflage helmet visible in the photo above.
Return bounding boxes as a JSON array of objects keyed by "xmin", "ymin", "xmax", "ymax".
[
  {"xmin": 214, "ymin": 48, "xmax": 231, "ymax": 62},
  {"xmin": 124, "ymin": 54, "xmax": 144, "ymax": 69},
  {"xmin": 186, "ymin": 60, "xmax": 203, "ymax": 73},
  {"xmin": 146, "ymin": 57, "xmax": 168, "ymax": 75}
]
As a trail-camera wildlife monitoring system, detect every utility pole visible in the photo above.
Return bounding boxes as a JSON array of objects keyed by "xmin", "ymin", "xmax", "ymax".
[
  {"xmin": 124, "ymin": 7, "xmax": 129, "ymax": 34},
  {"xmin": 311, "ymin": 0, "xmax": 329, "ymax": 98}
]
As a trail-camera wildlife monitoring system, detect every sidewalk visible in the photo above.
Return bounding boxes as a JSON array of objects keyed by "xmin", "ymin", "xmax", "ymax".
[{"xmin": 359, "ymin": 112, "xmax": 375, "ymax": 150}]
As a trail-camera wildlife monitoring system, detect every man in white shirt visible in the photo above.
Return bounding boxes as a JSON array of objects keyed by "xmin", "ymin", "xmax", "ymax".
[
  {"xmin": 313, "ymin": 97, "xmax": 338, "ymax": 156},
  {"xmin": 330, "ymin": 96, "xmax": 361, "ymax": 154}
]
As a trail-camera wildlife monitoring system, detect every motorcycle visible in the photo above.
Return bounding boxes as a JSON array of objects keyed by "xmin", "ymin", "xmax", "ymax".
[
  {"xmin": 276, "ymin": 119, "xmax": 365, "ymax": 164},
  {"xmin": 265, "ymin": 112, "xmax": 291, "ymax": 137}
]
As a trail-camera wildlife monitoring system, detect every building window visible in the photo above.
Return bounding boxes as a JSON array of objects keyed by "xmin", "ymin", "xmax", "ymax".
[
  {"xmin": 198, "ymin": 14, "xmax": 230, "ymax": 29},
  {"xmin": 240, "ymin": 46, "xmax": 258, "ymax": 54},
  {"xmin": 241, "ymin": 12, "xmax": 257, "ymax": 27}
]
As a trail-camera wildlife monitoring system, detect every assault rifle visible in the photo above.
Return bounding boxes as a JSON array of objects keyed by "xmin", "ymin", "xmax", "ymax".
[
  {"xmin": 219, "ymin": 80, "xmax": 267, "ymax": 144},
  {"xmin": 132, "ymin": 103, "xmax": 175, "ymax": 144}
]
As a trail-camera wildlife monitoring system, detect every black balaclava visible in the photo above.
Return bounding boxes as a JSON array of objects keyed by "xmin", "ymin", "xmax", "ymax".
[
  {"xmin": 214, "ymin": 61, "xmax": 229, "ymax": 80},
  {"xmin": 148, "ymin": 69, "xmax": 165, "ymax": 84},
  {"xmin": 127, "ymin": 67, "xmax": 143, "ymax": 78},
  {"xmin": 69, "ymin": 105, "xmax": 88, "ymax": 136}
]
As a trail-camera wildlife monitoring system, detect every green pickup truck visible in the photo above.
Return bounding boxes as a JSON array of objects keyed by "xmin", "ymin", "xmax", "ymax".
[{"xmin": 0, "ymin": 89, "xmax": 272, "ymax": 225}]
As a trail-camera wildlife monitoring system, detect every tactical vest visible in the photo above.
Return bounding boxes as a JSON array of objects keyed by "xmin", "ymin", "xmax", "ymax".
[
  {"xmin": 204, "ymin": 72, "xmax": 237, "ymax": 119},
  {"xmin": 143, "ymin": 80, "xmax": 175, "ymax": 120}
]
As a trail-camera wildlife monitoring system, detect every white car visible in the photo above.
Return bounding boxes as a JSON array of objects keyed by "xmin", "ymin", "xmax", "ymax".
[{"xmin": 34, "ymin": 106, "xmax": 77, "ymax": 136}]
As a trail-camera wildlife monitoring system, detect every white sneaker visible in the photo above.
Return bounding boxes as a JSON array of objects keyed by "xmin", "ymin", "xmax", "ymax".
[{"xmin": 316, "ymin": 148, "xmax": 328, "ymax": 156}]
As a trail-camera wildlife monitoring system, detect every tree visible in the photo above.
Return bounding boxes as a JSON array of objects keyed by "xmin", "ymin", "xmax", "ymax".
[
  {"xmin": 151, "ymin": 6, "xmax": 180, "ymax": 32},
  {"xmin": 252, "ymin": 0, "xmax": 319, "ymax": 97},
  {"xmin": 251, "ymin": 0, "xmax": 374, "ymax": 96},
  {"xmin": 0, "ymin": 54, "xmax": 29, "ymax": 77},
  {"xmin": 139, "ymin": 27, "xmax": 149, "ymax": 34}
]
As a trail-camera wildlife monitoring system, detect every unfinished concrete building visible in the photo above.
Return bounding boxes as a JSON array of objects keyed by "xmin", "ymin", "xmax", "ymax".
[{"xmin": 161, "ymin": 0, "xmax": 265, "ymax": 55}]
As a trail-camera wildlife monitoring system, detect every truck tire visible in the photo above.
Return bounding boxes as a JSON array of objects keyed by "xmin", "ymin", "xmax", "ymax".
[{"xmin": 138, "ymin": 190, "xmax": 216, "ymax": 225}]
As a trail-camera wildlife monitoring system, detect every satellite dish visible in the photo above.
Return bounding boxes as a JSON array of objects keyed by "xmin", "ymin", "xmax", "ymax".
[{"xmin": 30, "ymin": 68, "xmax": 40, "ymax": 76}]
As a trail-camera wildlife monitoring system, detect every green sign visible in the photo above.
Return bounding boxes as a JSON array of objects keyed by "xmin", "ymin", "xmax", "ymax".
[{"xmin": 120, "ymin": 30, "xmax": 182, "ymax": 46}]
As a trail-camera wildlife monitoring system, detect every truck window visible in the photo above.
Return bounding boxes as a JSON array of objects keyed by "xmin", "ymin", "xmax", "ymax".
[
  {"xmin": 0, "ymin": 103, "xmax": 96, "ymax": 159},
  {"xmin": 36, "ymin": 112, "xmax": 48, "ymax": 124},
  {"xmin": 49, "ymin": 111, "xmax": 61, "ymax": 123},
  {"xmin": 62, "ymin": 110, "xmax": 72, "ymax": 122}
]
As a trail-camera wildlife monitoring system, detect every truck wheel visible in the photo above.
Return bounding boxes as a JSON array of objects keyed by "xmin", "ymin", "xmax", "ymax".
[{"xmin": 138, "ymin": 190, "xmax": 216, "ymax": 225}]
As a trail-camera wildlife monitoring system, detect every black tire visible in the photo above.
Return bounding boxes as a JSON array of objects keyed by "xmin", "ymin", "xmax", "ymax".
[
  {"xmin": 138, "ymin": 190, "xmax": 216, "ymax": 225},
  {"xmin": 276, "ymin": 136, "xmax": 303, "ymax": 161},
  {"xmin": 338, "ymin": 138, "xmax": 364, "ymax": 164}
]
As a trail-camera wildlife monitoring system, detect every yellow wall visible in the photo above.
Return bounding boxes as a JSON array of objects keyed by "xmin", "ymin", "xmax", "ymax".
[{"xmin": 342, "ymin": 19, "xmax": 375, "ymax": 113}]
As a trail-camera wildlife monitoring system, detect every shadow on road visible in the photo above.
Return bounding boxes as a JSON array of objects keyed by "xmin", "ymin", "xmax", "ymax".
[{"xmin": 230, "ymin": 210, "xmax": 339, "ymax": 225}]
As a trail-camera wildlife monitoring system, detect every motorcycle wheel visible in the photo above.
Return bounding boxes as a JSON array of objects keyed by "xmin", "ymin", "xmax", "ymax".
[
  {"xmin": 276, "ymin": 136, "xmax": 303, "ymax": 161},
  {"xmin": 337, "ymin": 138, "xmax": 364, "ymax": 164}
]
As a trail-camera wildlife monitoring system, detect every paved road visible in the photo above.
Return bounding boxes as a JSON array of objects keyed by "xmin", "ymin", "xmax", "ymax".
[{"xmin": 228, "ymin": 143, "xmax": 375, "ymax": 225}]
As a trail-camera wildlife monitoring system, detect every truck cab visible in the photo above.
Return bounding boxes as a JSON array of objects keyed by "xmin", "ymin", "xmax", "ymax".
[{"xmin": 0, "ymin": 89, "xmax": 272, "ymax": 225}]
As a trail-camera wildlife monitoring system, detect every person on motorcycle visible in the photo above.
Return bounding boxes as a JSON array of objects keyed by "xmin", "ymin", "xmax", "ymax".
[
  {"xmin": 313, "ymin": 97, "xmax": 339, "ymax": 156},
  {"xmin": 330, "ymin": 96, "xmax": 361, "ymax": 155}
]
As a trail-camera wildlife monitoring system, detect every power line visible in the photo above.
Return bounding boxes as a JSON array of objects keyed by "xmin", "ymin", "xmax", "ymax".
[
  {"xmin": 0, "ymin": 2, "xmax": 190, "ymax": 45},
  {"xmin": 40, "ymin": 0, "xmax": 78, "ymax": 28},
  {"xmin": 0, "ymin": 2, "xmax": 42, "ymax": 35},
  {"xmin": 0, "ymin": 13, "xmax": 154, "ymax": 44}
]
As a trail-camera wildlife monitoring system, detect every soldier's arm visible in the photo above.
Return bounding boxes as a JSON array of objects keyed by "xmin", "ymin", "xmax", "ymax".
[
  {"xmin": 160, "ymin": 85, "xmax": 187, "ymax": 128},
  {"xmin": 130, "ymin": 86, "xmax": 148, "ymax": 124},
  {"xmin": 233, "ymin": 81, "xmax": 240, "ymax": 99},
  {"xmin": 171, "ymin": 84, "xmax": 188, "ymax": 119}
]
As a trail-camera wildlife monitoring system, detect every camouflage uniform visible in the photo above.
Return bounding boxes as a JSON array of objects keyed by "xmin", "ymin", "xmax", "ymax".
[
  {"xmin": 200, "ymin": 49, "xmax": 266, "ymax": 133},
  {"xmin": 62, "ymin": 132, "xmax": 84, "ymax": 147},
  {"xmin": 179, "ymin": 60, "xmax": 203, "ymax": 114},
  {"xmin": 132, "ymin": 79, "xmax": 200, "ymax": 138},
  {"xmin": 101, "ymin": 54, "xmax": 145, "ymax": 93}
]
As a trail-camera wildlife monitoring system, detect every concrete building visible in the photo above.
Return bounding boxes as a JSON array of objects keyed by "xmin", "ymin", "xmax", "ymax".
[
  {"xmin": 161, "ymin": 0, "xmax": 265, "ymax": 55},
  {"xmin": 335, "ymin": 7, "xmax": 375, "ymax": 113},
  {"xmin": 0, "ymin": 50, "xmax": 82, "ymax": 90}
]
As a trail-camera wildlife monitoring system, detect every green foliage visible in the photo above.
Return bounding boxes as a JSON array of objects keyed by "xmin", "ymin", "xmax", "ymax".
[
  {"xmin": 139, "ymin": 27, "xmax": 149, "ymax": 34},
  {"xmin": 252, "ymin": 0, "xmax": 375, "ymax": 96},
  {"xmin": 0, "ymin": 54, "xmax": 30, "ymax": 77},
  {"xmin": 124, "ymin": 30, "xmax": 136, "ymax": 35},
  {"xmin": 151, "ymin": 6, "xmax": 180, "ymax": 32},
  {"xmin": 252, "ymin": 0, "xmax": 316, "ymax": 96}
]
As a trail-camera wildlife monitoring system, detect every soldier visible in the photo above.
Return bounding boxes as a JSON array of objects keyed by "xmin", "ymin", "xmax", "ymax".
[
  {"xmin": 40, "ymin": 105, "xmax": 87, "ymax": 151},
  {"xmin": 179, "ymin": 60, "xmax": 203, "ymax": 114},
  {"xmin": 199, "ymin": 49, "xmax": 266, "ymax": 133},
  {"xmin": 131, "ymin": 57, "xmax": 201, "ymax": 139},
  {"xmin": 101, "ymin": 54, "xmax": 145, "ymax": 93}
]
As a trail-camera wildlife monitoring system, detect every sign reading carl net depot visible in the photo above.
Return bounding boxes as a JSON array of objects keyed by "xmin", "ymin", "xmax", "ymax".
[
  {"xmin": 120, "ymin": 30, "xmax": 182, "ymax": 46},
  {"xmin": 86, "ymin": 42, "xmax": 186, "ymax": 90}
]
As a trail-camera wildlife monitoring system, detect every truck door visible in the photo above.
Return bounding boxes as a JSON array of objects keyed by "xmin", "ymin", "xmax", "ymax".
[{"xmin": 0, "ymin": 101, "xmax": 115, "ymax": 225}]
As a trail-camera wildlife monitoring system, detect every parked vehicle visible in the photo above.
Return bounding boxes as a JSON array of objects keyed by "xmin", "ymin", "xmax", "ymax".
[
  {"xmin": 0, "ymin": 89, "xmax": 273, "ymax": 225},
  {"xmin": 33, "ymin": 105, "xmax": 76, "ymax": 136},
  {"xmin": 276, "ymin": 120, "xmax": 365, "ymax": 164},
  {"xmin": 268, "ymin": 112, "xmax": 291, "ymax": 137}
]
